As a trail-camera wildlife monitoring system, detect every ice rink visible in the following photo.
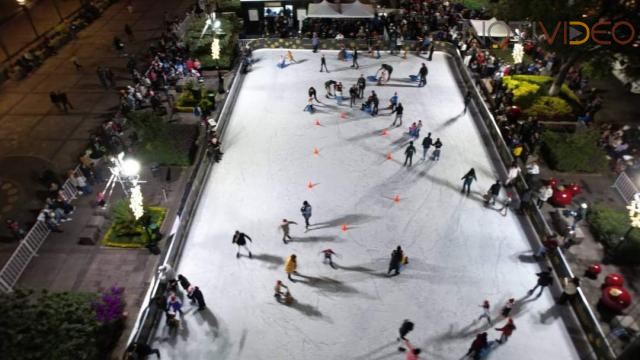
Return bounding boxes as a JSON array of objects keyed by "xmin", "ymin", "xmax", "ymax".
[{"xmin": 152, "ymin": 50, "xmax": 584, "ymax": 359}]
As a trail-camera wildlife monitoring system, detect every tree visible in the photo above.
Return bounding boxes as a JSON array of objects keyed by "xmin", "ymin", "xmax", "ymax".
[{"xmin": 493, "ymin": 0, "xmax": 640, "ymax": 96}]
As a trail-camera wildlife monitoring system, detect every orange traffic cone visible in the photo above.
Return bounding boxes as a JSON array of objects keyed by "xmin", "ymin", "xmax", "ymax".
[
  {"xmin": 315, "ymin": 119, "xmax": 321, "ymax": 126},
  {"xmin": 381, "ymin": 129, "xmax": 388, "ymax": 136},
  {"xmin": 307, "ymin": 181, "xmax": 315, "ymax": 189},
  {"xmin": 340, "ymin": 112, "xmax": 347, "ymax": 119},
  {"xmin": 386, "ymin": 152, "xmax": 393, "ymax": 160},
  {"xmin": 341, "ymin": 224, "xmax": 348, "ymax": 232},
  {"xmin": 393, "ymin": 195, "xmax": 401, "ymax": 203},
  {"xmin": 313, "ymin": 147, "xmax": 320, "ymax": 156}
]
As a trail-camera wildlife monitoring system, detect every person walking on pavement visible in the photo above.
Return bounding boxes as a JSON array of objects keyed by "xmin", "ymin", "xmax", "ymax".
[
  {"xmin": 320, "ymin": 248, "xmax": 337, "ymax": 269},
  {"xmin": 528, "ymin": 267, "xmax": 554, "ymax": 297},
  {"xmin": 418, "ymin": 63, "xmax": 428, "ymax": 87},
  {"xmin": 50, "ymin": 91, "xmax": 62, "ymax": 111},
  {"xmin": 461, "ymin": 168, "xmax": 477, "ymax": 196},
  {"xmin": 104, "ymin": 67, "xmax": 115, "ymax": 87},
  {"xmin": 284, "ymin": 254, "xmax": 298, "ymax": 282},
  {"xmin": 388, "ymin": 246, "xmax": 404, "ymax": 276},
  {"xmin": 320, "ymin": 54, "xmax": 329, "ymax": 72},
  {"xmin": 96, "ymin": 66, "xmax": 108, "ymax": 89},
  {"xmin": 187, "ymin": 285, "xmax": 206, "ymax": 310},
  {"xmin": 58, "ymin": 92, "xmax": 73, "ymax": 112},
  {"xmin": 494, "ymin": 318, "xmax": 516, "ymax": 344},
  {"xmin": 463, "ymin": 89, "xmax": 473, "ymax": 113},
  {"xmin": 308, "ymin": 86, "xmax": 319, "ymax": 102},
  {"xmin": 357, "ymin": 74, "xmax": 366, "ymax": 98},
  {"xmin": 232, "ymin": 230, "xmax": 253, "ymax": 258},
  {"xmin": 421, "ymin": 133, "xmax": 433, "ymax": 160},
  {"xmin": 351, "ymin": 47, "xmax": 359, "ymax": 69},
  {"xmin": 431, "ymin": 138, "xmax": 443, "ymax": 160},
  {"xmin": 403, "ymin": 141, "xmax": 416, "ymax": 167},
  {"xmin": 390, "ymin": 102, "xmax": 404, "ymax": 127},
  {"xmin": 477, "ymin": 300, "xmax": 492, "ymax": 325},
  {"xmin": 397, "ymin": 319, "xmax": 414, "ymax": 341},
  {"xmin": 124, "ymin": 24, "xmax": 134, "ymax": 41},
  {"xmin": 280, "ymin": 218, "xmax": 297, "ymax": 244},
  {"xmin": 300, "ymin": 201, "xmax": 312, "ymax": 229},
  {"xmin": 485, "ymin": 180, "xmax": 501, "ymax": 206}
]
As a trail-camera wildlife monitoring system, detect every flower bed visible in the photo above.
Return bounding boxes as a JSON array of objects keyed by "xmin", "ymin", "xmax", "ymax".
[
  {"xmin": 184, "ymin": 12, "xmax": 241, "ymax": 70},
  {"xmin": 502, "ymin": 75, "xmax": 580, "ymax": 120},
  {"xmin": 101, "ymin": 200, "xmax": 167, "ymax": 248}
]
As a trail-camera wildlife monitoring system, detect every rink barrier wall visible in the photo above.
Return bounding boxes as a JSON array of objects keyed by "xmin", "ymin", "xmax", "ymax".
[
  {"xmin": 124, "ymin": 55, "xmax": 245, "ymax": 351},
  {"xmin": 435, "ymin": 42, "xmax": 616, "ymax": 360}
]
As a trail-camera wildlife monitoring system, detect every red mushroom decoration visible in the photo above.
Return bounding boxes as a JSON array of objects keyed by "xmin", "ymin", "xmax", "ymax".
[
  {"xmin": 605, "ymin": 273, "xmax": 625, "ymax": 287},
  {"xmin": 586, "ymin": 264, "xmax": 602, "ymax": 279},
  {"xmin": 551, "ymin": 185, "xmax": 574, "ymax": 207},
  {"xmin": 567, "ymin": 183, "xmax": 582, "ymax": 196},
  {"xmin": 601, "ymin": 286, "xmax": 632, "ymax": 312}
]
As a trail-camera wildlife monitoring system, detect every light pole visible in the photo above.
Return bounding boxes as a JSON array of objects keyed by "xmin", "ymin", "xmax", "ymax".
[
  {"xmin": 103, "ymin": 153, "xmax": 145, "ymax": 219},
  {"xmin": 625, "ymin": 193, "xmax": 640, "ymax": 238}
]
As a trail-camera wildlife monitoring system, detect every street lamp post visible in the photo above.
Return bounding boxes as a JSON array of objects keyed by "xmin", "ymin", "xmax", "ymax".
[
  {"xmin": 103, "ymin": 153, "xmax": 145, "ymax": 214},
  {"xmin": 17, "ymin": 1, "xmax": 39, "ymax": 37}
]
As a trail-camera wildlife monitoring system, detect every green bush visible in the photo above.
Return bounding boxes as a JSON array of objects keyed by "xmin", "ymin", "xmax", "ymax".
[
  {"xmin": 526, "ymin": 96, "xmax": 573, "ymax": 118},
  {"xmin": 541, "ymin": 130, "xmax": 608, "ymax": 173},
  {"xmin": 127, "ymin": 112, "xmax": 198, "ymax": 165},
  {"xmin": 102, "ymin": 200, "xmax": 167, "ymax": 248},
  {"xmin": 589, "ymin": 204, "xmax": 640, "ymax": 265},
  {"xmin": 0, "ymin": 289, "xmax": 124, "ymax": 359},
  {"xmin": 185, "ymin": 13, "xmax": 241, "ymax": 69}
]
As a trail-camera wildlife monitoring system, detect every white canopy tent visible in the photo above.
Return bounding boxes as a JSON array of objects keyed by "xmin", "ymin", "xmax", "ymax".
[
  {"xmin": 306, "ymin": 0, "xmax": 375, "ymax": 19},
  {"xmin": 469, "ymin": 17, "xmax": 513, "ymax": 38}
]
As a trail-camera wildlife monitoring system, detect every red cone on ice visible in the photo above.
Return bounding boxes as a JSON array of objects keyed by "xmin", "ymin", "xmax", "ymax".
[
  {"xmin": 313, "ymin": 147, "xmax": 320, "ymax": 156},
  {"xmin": 341, "ymin": 224, "xmax": 348, "ymax": 232},
  {"xmin": 381, "ymin": 129, "xmax": 388, "ymax": 136},
  {"xmin": 393, "ymin": 195, "xmax": 401, "ymax": 203},
  {"xmin": 307, "ymin": 181, "xmax": 315, "ymax": 189},
  {"xmin": 315, "ymin": 119, "xmax": 321, "ymax": 126},
  {"xmin": 386, "ymin": 152, "xmax": 393, "ymax": 160}
]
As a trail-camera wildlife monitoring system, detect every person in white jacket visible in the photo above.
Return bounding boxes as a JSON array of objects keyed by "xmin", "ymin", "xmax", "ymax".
[
  {"xmin": 505, "ymin": 161, "xmax": 521, "ymax": 186},
  {"xmin": 536, "ymin": 184, "xmax": 554, "ymax": 208}
]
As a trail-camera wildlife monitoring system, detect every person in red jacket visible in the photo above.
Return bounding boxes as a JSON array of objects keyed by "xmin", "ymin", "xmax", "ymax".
[{"xmin": 495, "ymin": 318, "xmax": 516, "ymax": 344}]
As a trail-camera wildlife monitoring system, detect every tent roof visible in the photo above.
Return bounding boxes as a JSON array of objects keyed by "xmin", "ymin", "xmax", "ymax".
[
  {"xmin": 307, "ymin": 0, "xmax": 374, "ymax": 19},
  {"xmin": 469, "ymin": 17, "xmax": 512, "ymax": 38}
]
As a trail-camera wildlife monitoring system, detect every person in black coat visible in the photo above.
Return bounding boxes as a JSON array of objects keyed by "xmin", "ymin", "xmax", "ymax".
[
  {"xmin": 390, "ymin": 103, "xmax": 404, "ymax": 127},
  {"xmin": 397, "ymin": 319, "xmax": 415, "ymax": 341},
  {"xmin": 177, "ymin": 274, "xmax": 191, "ymax": 291},
  {"xmin": 232, "ymin": 230, "xmax": 253, "ymax": 258},
  {"xmin": 351, "ymin": 47, "xmax": 359, "ymax": 69},
  {"xmin": 403, "ymin": 141, "xmax": 416, "ymax": 167},
  {"xmin": 388, "ymin": 246, "xmax": 404, "ymax": 276},
  {"xmin": 486, "ymin": 180, "xmax": 501, "ymax": 205},
  {"xmin": 377, "ymin": 64, "xmax": 393, "ymax": 81},
  {"xmin": 357, "ymin": 74, "xmax": 366, "ymax": 98},
  {"xmin": 187, "ymin": 286, "xmax": 206, "ymax": 310},
  {"xmin": 320, "ymin": 54, "xmax": 329, "ymax": 72},
  {"xmin": 528, "ymin": 267, "xmax": 554, "ymax": 297},
  {"xmin": 418, "ymin": 63, "xmax": 428, "ymax": 87},
  {"xmin": 308, "ymin": 86, "xmax": 319, "ymax": 102},
  {"xmin": 349, "ymin": 85, "xmax": 358, "ymax": 108}
]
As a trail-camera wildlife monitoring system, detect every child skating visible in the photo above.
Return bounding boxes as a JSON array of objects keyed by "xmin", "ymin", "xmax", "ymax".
[
  {"xmin": 280, "ymin": 218, "xmax": 298, "ymax": 244},
  {"xmin": 320, "ymin": 248, "xmax": 338, "ymax": 269},
  {"xmin": 477, "ymin": 299, "xmax": 492, "ymax": 325}
]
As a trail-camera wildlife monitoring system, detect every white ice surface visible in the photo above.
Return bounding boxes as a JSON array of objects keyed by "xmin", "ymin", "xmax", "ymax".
[{"xmin": 152, "ymin": 50, "xmax": 582, "ymax": 360}]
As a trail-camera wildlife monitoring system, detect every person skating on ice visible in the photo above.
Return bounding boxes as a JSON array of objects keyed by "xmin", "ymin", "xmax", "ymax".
[
  {"xmin": 320, "ymin": 54, "xmax": 329, "ymax": 72},
  {"xmin": 377, "ymin": 63, "xmax": 393, "ymax": 82},
  {"xmin": 397, "ymin": 319, "xmax": 414, "ymax": 341},
  {"xmin": 357, "ymin": 74, "xmax": 366, "ymax": 98},
  {"xmin": 477, "ymin": 299, "xmax": 492, "ymax": 325},
  {"xmin": 303, "ymin": 97, "xmax": 315, "ymax": 113},
  {"xmin": 187, "ymin": 285, "xmax": 206, "ymax": 310},
  {"xmin": 431, "ymin": 138, "xmax": 443, "ymax": 160},
  {"xmin": 308, "ymin": 86, "xmax": 319, "ymax": 102},
  {"xmin": 494, "ymin": 318, "xmax": 516, "ymax": 344},
  {"xmin": 500, "ymin": 298, "xmax": 515, "ymax": 317},
  {"xmin": 421, "ymin": 132, "xmax": 433, "ymax": 160},
  {"xmin": 300, "ymin": 201, "xmax": 312, "ymax": 229},
  {"xmin": 417, "ymin": 63, "xmax": 428, "ymax": 87},
  {"xmin": 461, "ymin": 168, "xmax": 477, "ymax": 196},
  {"xmin": 403, "ymin": 141, "xmax": 416, "ymax": 167},
  {"xmin": 280, "ymin": 218, "xmax": 297, "ymax": 244},
  {"xmin": 466, "ymin": 332, "xmax": 488, "ymax": 360},
  {"xmin": 351, "ymin": 47, "xmax": 359, "ymax": 69},
  {"xmin": 320, "ymin": 248, "xmax": 337, "ymax": 269},
  {"xmin": 274, "ymin": 280, "xmax": 292, "ymax": 304},
  {"xmin": 528, "ymin": 266, "xmax": 554, "ymax": 297},
  {"xmin": 390, "ymin": 102, "xmax": 404, "ymax": 126},
  {"xmin": 387, "ymin": 92, "xmax": 399, "ymax": 111},
  {"xmin": 485, "ymin": 180, "xmax": 502, "ymax": 206},
  {"xmin": 232, "ymin": 230, "xmax": 253, "ymax": 258},
  {"xmin": 388, "ymin": 246, "xmax": 404, "ymax": 276},
  {"xmin": 284, "ymin": 254, "xmax": 299, "ymax": 282},
  {"xmin": 349, "ymin": 84, "xmax": 358, "ymax": 107},
  {"xmin": 286, "ymin": 50, "xmax": 297, "ymax": 63},
  {"xmin": 463, "ymin": 89, "xmax": 473, "ymax": 113}
]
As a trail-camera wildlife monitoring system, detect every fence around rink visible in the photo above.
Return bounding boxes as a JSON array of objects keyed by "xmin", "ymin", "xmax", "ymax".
[
  {"xmin": 0, "ymin": 167, "xmax": 79, "ymax": 293},
  {"xmin": 125, "ymin": 38, "xmax": 615, "ymax": 359}
]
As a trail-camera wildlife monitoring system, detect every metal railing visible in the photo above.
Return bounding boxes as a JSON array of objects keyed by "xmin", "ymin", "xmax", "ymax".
[
  {"xmin": 612, "ymin": 171, "xmax": 639, "ymax": 204},
  {"xmin": 0, "ymin": 167, "xmax": 80, "ymax": 293}
]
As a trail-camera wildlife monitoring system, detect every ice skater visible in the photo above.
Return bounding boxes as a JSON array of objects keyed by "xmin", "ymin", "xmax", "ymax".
[
  {"xmin": 494, "ymin": 318, "xmax": 516, "ymax": 344},
  {"xmin": 466, "ymin": 332, "xmax": 488, "ymax": 360},
  {"xmin": 278, "ymin": 55, "xmax": 286, "ymax": 68},
  {"xmin": 500, "ymin": 298, "xmax": 515, "ymax": 317},
  {"xmin": 421, "ymin": 133, "xmax": 433, "ymax": 160},
  {"xmin": 284, "ymin": 254, "xmax": 299, "ymax": 282},
  {"xmin": 324, "ymin": 80, "xmax": 337, "ymax": 98},
  {"xmin": 403, "ymin": 141, "xmax": 416, "ymax": 167},
  {"xmin": 320, "ymin": 54, "xmax": 329, "ymax": 72},
  {"xmin": 399, "ymin": 339, "xmax": 422, "ymax": 358},
  {"xmin": 303, "ymin": 97, "xmax": 315, "ymax": 113},
  {"xmin": 463, "ymin": 89, "xmax": 473, "ymax": 113},
  {"xmin": 286, "ymin": 50, "xmax": 297, "ymax": 63},
  {"xmin": 274, "ymin": 280, "xmax": 293, "ymax": 304},
  {"xmin": 280, "ymin": 218, "xmax": 297, "ymax": 244},
  {"xmin": 484, "ymin": 180, "xmax": 501, "ymax": 206},
  {"xmin": 477, "ymin": 300, "xmax": 492, "ymax": 325},
  {"xmin": 376, "ymin": 64, "xmax": 393, "ymax": 82},
  {"xmin": 351, "ymin": 47, "xmax": 359, "ymax": 69},
  {"xmin": 177, "ymin": 274, "xmax": 191, "ymax": 292},
  {"xmin": 300, "ymin": 201, "xmax": 312, "ymax": 229},
  {"xmin": 187, "ymin": 285, "xmax": 206, "ymax": 310},
  {"xmin": 349, "ymin": 84, "xmax": 358, "ymax": 107},
  {"xmin": 335, "ymin": 81, "xmax": 344, "ymax": 105},
  {"xmin": 461, "ymin": 168, "xmax": 477, "ymax": 196},
  {"xmin": 500, "ymin": 192, "xmax": 513, "ymax": 216},
  {"xmin": 387, "ymin": 92, "xmax": 399, "ymax": 111},
  {"xmin": 308, "ymin": 86, "xmax": 319, "ymax": 102},
  {"xmin": 232, "ymin": 230, "xmax": 253, "ymax": 258},
  {"xmin": 504, "ymin": 161, "xmax": 521, "ymax": 187},
  {"xmin": 418, "ymin": 63, "xmax": 428, "ymax": 87},
  {"xmin": 388, "ymin": 246, "xmax": 404, "ymax": 276},
  {"xmin": 397, "ymin": 319, "xmax": 414, "ymax": 341},
  {"xmin": 357, "ymin": 74, "xmax": 366, "ymax": 98},
  {"xmin": 528, "ymin": 267, "xmax": 554, "ymax": 297},
  {"xmin": 431, "ymin": 138, "xmax": 443, "ymax": 160},
  {"xmin": 320, "ymin": 248, "xmax": 337, "ymax": 269},
  {"xmin": 390, "ymin": 102, "xmax": 404, "ymax": 127},
  {"xmin": 166, "ymin": 293, "xmax": 183, "ymax": 315}
]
